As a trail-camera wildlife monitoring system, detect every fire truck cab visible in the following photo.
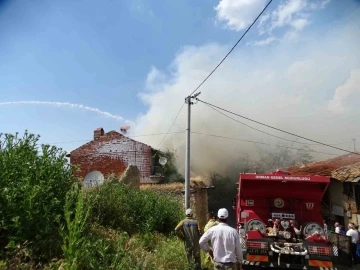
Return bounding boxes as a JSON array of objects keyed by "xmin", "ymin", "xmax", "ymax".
[{"xmin": 235, "ymin": 170, "xmax": 337, "ymax": 269}]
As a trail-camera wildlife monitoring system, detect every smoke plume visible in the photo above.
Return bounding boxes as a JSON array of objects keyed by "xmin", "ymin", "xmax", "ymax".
[{"xmin": 134, "ymin": 11, "xmax": 360, "ymax": 177}]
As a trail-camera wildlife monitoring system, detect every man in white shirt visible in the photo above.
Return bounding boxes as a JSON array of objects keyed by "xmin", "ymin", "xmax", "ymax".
[
  {"xmin": 334, "ymin": 222, "xmax": 340, "ymax": 234},
  {"xmin": 346, "ymin": 223, "xmax": 359, "ymax": 265},
  {"xmin": 199, "ymin": 208, "xmax": 243, "ymax": 270}
]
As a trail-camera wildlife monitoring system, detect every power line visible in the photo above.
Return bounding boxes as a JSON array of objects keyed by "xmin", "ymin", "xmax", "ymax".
[
  {"xmin": 197, "ymin": 98, "xmax": 360, "ymax": 156},
  {"xmin": 40, "ymin": 130, "xmax": 338, "ymax": 157},
  {"xmin": 191, "ymin": 131, "xmax": 339, "ymax": 156},
  {"xmin": 47, "ymin": 131, "xmax": 185, "ymax": 145},
  {"xmin": 189, "ymin": 0, "xmax": 273, "ymax": 96},
  {"xmin": 203, "ymin": 102, "xmax": 352, "ymax": 147},
  {"xmin": 154, "ymin": 104, "xmax": 185, "ymax": 153}
]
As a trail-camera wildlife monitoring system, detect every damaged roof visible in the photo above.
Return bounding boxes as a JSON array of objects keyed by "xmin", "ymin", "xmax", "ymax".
[
  {"xmin": 287, "ymin": 153, "xmax": 360, "ymax": 180},
  {"xmin": 331, "ymin": 162, "xmax": 360, "ymax": 181},
  {"xmin": 66, "ymin": 130, "xmax": 160, "ymax": 157}
]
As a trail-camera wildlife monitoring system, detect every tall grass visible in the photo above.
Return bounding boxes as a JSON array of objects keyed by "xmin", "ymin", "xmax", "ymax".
[
  {"xmin": 89, "ymin": 182, "xmax": 183, "ymax": 235},
  {"xmin": 60, "ymin": 184, "xmax": 92, "ymax": 270}
]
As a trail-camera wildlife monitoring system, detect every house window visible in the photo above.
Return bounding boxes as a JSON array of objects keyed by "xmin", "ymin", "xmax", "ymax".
[
  {"xmin": 343, "ymin": 182, "xmax": 354, "ymax": 198},
  {"xmin": 150, "ymin": 155, "xmax": 162, "ymax": 176}
]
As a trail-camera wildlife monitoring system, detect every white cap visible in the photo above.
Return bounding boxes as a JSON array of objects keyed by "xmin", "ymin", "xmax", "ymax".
[
  {"xmin": 218, "ymin": 208, "xmax": 229, "ymax": 219},
  {"xmin": 186, "ymin": 208, "xmax": 193, "ymax": 216}
]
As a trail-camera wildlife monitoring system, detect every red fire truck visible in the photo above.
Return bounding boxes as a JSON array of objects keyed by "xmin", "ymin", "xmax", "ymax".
[{"xmin": 235, "ymin": 170, "xmax": 337, "ymax": 269}]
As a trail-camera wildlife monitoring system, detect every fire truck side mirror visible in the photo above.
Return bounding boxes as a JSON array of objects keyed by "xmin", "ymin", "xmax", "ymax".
[{"xmin": 232, "ymin": 198, "xmax": 236, "ymax": 209}]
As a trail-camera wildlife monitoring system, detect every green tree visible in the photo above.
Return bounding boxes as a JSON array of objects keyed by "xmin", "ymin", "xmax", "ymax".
[
  {"xmin": 0, "ymin": 131, "xmax": 76, "ymax": 260},
  {"xmin": 153, "ymin": 149, "xmax": 184, "ymax": 183}
]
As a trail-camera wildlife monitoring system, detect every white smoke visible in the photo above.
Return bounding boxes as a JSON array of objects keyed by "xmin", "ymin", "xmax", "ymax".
[
  {"xmin": 134, "ymin": 10, "xmax": 360, "ymax": 176},
  {"xmin": 0, "ymin": 101, "xmax": 133, "ymax": 124},
  {"xmin": 328, "ymin": 69, "xmax": 360, "ymax": 114}
]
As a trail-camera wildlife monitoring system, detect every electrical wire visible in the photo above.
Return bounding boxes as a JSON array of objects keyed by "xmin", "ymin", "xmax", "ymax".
[
  {"xmin": 204, "ymin": 102, "xmax": 353, "ymax": 147},
  {"xmin": 47, "ymin": 130, "xmax": 339, "ymax": 156},
  {"xmin": 39, "ymin": 130, "xmax": 339, "ymax": 157},
  {"xmin": 197, "ymin": 98, "xmax": 360, "ymax": 156},
  {"xmin": 154, "ymin": 104, "xmax": 185, "ymax": 153},
  {"xmin": 191, "ymin": 131, "xmax": 339, "ymax": 156},
  {"xmin": 189, "ymin": 0, "xmax": 273, "ymax": 96},
  {"xmin": 47, "ymin": 131, "xmax": 185, "ymax": 145}
]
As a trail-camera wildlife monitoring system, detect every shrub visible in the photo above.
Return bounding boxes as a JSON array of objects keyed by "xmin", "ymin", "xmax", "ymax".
[
  {"xmin": 60, "ymin": 184, "xmax": 92, "ymax": 270},
  {"xmin": 0, "ymin": 131, "xmax": 75, "ymax": 260},
  {"xmin": 63, "ymin": 228, "xmax": 132, "ymax": 270},
  {"xmin": 90, "ymin": 182, "xmax": 183, "ymax": 235}
]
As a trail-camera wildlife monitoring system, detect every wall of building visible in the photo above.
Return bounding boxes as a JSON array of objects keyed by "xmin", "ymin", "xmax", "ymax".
[
  {"xmin": 328, "ymin": 180, "xmax": 346, "ymax": 227},
  {"xmin": 327, "ymin": 179, "xmax": 360, "ymax": 228},
  {"xmin": 70, "ymin": 131, "xmax": 153, "ymax": 183}
]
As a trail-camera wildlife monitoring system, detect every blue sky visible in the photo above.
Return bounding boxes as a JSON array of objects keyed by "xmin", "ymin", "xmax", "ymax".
[{"xmin": 1, "ymin": 0, "xmax": 360, "ymax": 170}]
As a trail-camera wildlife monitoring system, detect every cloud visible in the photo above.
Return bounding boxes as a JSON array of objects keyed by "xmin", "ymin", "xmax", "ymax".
[
  {"xmin": 215, "ymin": 0, "xmax": 331, "ymax": 45},
  {"xmin": 250, "ymin": 36, "xmax": 277, "ymax": 46},
  {"xmin": 328, "ymin": 69, "xmax": 360, "ymax": 114},
  {"xmin": 290, "ymin": 18, "xmax": 309, "ymax": 31},
  {"xmin": 215, "ymin": 0, "xmax": 267, "ymax": 31},
  {"xmin": 0, "ymin": 101, "xmax": 133, "ymax": 123},
  {"xmin": 270, "ymin": 0, "xmax": 307, "ymax": 29},
  {"xmin": 134, "ymin": 12, "xmax": 360, "ymax": 176}
]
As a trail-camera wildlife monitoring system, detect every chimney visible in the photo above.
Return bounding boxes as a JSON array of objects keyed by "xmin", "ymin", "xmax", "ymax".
[
  {"xmin": 120, "ymin": 125, "xmax": 130, "ymax": 135},
  {"xmin": 94, "ymin": 128, "xmax": 105, "ymax": 140}
]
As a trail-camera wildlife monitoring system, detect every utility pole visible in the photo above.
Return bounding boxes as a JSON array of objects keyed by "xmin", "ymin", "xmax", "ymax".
[{"xmin": 184, "ymin": 92, "xmax": 201, "ymax": 210}]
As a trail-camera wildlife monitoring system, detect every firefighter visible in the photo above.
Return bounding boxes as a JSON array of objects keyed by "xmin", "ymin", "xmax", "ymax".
[
  {"xmin": 204, "ymin": 211, "xmax": 219, "ymax": 232},
  {"xmin": 175, "ymin": 209, "xmax": 201, "ymax": 270},
  {"xmin": 204, "ymin": 211, "xmax": 219, "ymax": 264}
]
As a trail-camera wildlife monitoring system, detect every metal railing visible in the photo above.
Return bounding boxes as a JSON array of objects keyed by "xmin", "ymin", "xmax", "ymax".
[{"xmin": 327, "ymin": 231, "xmax": 352, "ymax": 267}]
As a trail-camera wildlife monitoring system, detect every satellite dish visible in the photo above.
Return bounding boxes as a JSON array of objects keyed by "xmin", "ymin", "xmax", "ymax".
[
  {"xmin": 159, "ymin": 156, "xmax": 167, "ymax": 166},
  {"xmin": 83, "ymin": 171, "xmax": 104, "ymax": 188}
]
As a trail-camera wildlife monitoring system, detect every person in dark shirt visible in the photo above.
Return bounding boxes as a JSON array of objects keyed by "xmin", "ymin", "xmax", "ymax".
[{"xmin": 175, "ymin": 209, "xmax": 201, "ymax": 270}]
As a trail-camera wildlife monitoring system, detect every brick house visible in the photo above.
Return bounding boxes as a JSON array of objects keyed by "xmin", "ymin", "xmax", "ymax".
[
  {"xmin": 67, "ymin": 128, "xmax": 164, "ymax": 184},
  {"xmin": 287, "ymin": 153, "xmax": 360, "ymax": 228}
]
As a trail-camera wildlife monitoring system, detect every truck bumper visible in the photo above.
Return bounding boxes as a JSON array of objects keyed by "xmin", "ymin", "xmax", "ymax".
[{"xmin": 242, "ymin": 260, "xmax": 337, "ymax": 270}]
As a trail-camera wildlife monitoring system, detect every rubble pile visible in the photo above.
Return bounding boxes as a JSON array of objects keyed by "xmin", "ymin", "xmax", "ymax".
[{"xmin": 331, "ymin": 162, "xmax": 360, "ymax": 181}]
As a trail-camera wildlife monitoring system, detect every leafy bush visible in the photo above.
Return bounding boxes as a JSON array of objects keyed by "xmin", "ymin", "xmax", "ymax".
[
  {"xmin": 61, "ymin": 229, "xmax": 132, "ymax": 270},
  {"xmin": 0, "ymin": 131, "xmax": 75, "ymax": 260},
  {"xmin": 60, "ymin": 184, "xmax": 92, "ymax": 269},
  {"xmin": 90, "ymin": 182, "xmax": 183, "ymax": 235},
  {"xmin": 152, "ymin": 149, "xmax": 184, "ymax": 183}
]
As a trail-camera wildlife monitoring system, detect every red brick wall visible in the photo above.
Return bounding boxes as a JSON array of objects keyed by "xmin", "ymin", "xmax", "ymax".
[{"xmin": 70, "ymin": 131, "xmax": 153, "ymax": 183}]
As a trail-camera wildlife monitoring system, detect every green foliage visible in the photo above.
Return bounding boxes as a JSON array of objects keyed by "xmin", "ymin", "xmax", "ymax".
[
  {"xmin": 127, "ymin": 235, "xmax": 198, "ymax": 270},
  {"xmin": 0, "ymin": 131, "xmax": 200, "ymax": 269},
  {"xmin": 90, "ymin": 182, "xmax": 183, "ymax": 235},
  {"xmin": 62, "ymin": 229, "xmax": 132, "ymax": 270},
  {"xmin": 153, "ymin": 149, "xmax": 184, "ymax": 183},
  {"xmin": 0, "ymin": 131, "xmax": 75, "ymax": 260},
  {"xmin": 60, "ymin": 184, "xmax": 92, "ymax": 270}
]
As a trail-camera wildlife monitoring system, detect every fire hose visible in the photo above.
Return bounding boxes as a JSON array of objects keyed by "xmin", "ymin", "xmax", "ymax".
[{"xmin": 270, "ymin": 244, "xmax": 308, "ymax": 265}]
